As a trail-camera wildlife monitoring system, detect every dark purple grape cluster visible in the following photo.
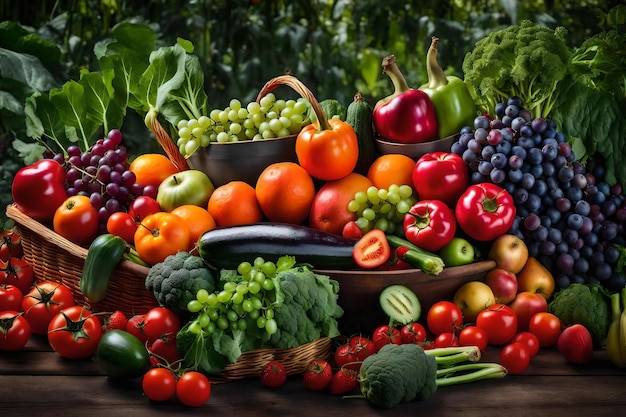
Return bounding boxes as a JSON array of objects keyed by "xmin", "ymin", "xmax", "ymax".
[
  {"xmin": 451, "ymin": 96, "xmax": 626, "ymax": 292},
  {"xmin": 47, "ymin": 129, "xmax": 157, "ymax": 233}
]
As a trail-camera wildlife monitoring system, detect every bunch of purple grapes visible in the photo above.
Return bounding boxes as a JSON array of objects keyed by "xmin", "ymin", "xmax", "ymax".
[
  {"xmin": 47, "ymin": 129, "xmax": 157, "ymax": 233},
  {"xmin": 451, "ymin": 96, "xmax": 626, "ymax": 292}
]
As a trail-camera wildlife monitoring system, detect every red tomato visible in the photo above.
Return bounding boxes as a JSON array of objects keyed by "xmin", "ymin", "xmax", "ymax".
[
  {"xmin": 434, "ymin": 332, "xmax": 460, "ymax": 348},
  {"xmin": 260, "ymin": 361, "xmax": 287, "ymax": 388},
  {"xmin": 0, "ymin": 311, "xmax": 31, "ymax": 351},
  {"xmin": 400, "ymin": 322, "xmax": 428, "ymax": 344},
  {"xmin": 149, "ymin": 336, "xmax": 181, "ymax": 368},
  {"xmin": 22, "ymin": 281, "xmax": 76, "ymax": 334},
  {"xmin": 499, "ymin": 342, "xmax": 531, "ymax": 375},
  {"xmin": 126, "ymin": 314, "xmax": 148, "ymax": 344},
  {"xmin": 352, "ymin": 229, "xmax": 391, "ymax": 269},
  {"xmin": 47, "ymin": 305, "xmax": 103, "ymax": 359},
  {"xmin": 511, "ymin": 331, "xmax": 541, "ymax": 358},
  {"xmin": 142, "ymin": 367, "xmax": 177, "ymax": 402},
  {"xmin": 528, "ymin": 312, "xmax": 562, "ymax": 347},
  {"xmin": 0, "ymin": 284, "xmax": 23, "ymax": 312},
  {"xmin": 142, "ymin": 307, "xmax": 181, "ymax": 343},
  {"xmin": 0, "ymin": 230, "xmax": 22, "ymax": 261},
  {"xmin": 0, "ymin": 257, "xmax": 34, "ymax": 295},
  {"xmin": 106, "ymin": 211, "xmax": 138, "ymax": 244},
  {"xmin": 334, "ymin": 343, "xmax": 358, "ymax": 369},
  {"xmin": 129, "ymin": 196, "xmax": 161, "ymax": 222},
  {"xmin": 508, "ymin": 291, "xmax": 548, "ymax": 332},
  {"xmin": 455, "ymin": 182, "xmax": 516, "ymax": 242},
  {"xmin": 303, "ymin": 359, "xmax": 333, "ymax": 391},
  {"xmin": 475, "ymin": 304, "xmax": 518, "ymax": 345},
  {"xmin": 53, "ymin": 195, "xmax": 99, "ymax": 245},
  {"xmin": 176, "ymin": 371, "xmax": 211, "ymax": 407},
  {"xmin": 348, "ymin": 336, "xmax": 376, "ymax": 361},
  {"xmin": 412, "ymin": 151, "xmax": 469, "ymax": 207},
  {"xmin": 459, "ymin": 325, "xmax": 489, "ymax": 352},
  {"xmin": 372, "ymin": 324, "xmax": 402, "ymax": 352},
  {"xmin": 342, "ymin": 220, "xmax": 363, "ymax": 239},
  {"xmin": 403, "ymin": 199, "xmax": 456, "ymax": 252},
  {"xmin": 427, "ymin": 301, "xmax": 463, "ymax": 336}
]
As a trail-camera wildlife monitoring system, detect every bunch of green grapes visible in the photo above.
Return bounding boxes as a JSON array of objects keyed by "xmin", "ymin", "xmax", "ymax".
[
  {"xmin": 348, "ymin": 184, "xmax": 417, "ymax": 235},
  {"xmin": 186, "ymin": 257, "xmax": 279, "ymax": 336},
  {"xmin": 176, "ymin": 93, "xmax": 312, "ymax": 157}
]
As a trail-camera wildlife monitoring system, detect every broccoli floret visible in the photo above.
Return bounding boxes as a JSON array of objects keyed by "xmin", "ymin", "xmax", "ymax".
[
  {"xmin": 269, "ymin": 302, "xmax": 321, "ymax": 349},
  {"xmin": 358, "ymin": 344, "xmax": 437, "ymax": 409},
  {"xmin": 145, "ymin": 251, "xmax": 217, "ymax": 315},
  {"xmin": 548, "ymin": 283, "xmax": 611, "ymax": 345},
  {"xmin": 462, "ymin": 20, "xmax": 572, "ymax": 118}
]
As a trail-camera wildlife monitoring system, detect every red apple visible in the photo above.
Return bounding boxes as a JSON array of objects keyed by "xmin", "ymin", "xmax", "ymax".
[
  {"xmin": 517, "ymin": 257, "xmax": 556, "ymax": 300},
  {"xmin": 484, "ymin": 268, "xmax": 518, "ymax": 305},
  {"xmin": 509, "ymin": 291, "xmax": 548, "ymax": 332},
  {"xmin": 308, "ymin": 173, "xmax": 372, "ymax": 235},
  {"xmin": 487, "ymin": 234, "xmax": 529, "ymax": 274}
]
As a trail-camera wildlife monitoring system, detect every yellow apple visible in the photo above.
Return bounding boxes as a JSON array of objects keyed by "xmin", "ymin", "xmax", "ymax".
[
  {"xmin": 453, "ymin": 281, "xmax": 496, "ymax": 323},
  {"xmin": 516, "ymin": 257, "xmax": 556, "ymax": 300},
  {"xmin": 487, "ymin": 234, "xmax": 529, "ymax": 274}
]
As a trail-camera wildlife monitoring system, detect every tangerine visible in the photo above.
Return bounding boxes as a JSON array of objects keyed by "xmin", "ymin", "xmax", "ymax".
[
  {"xmin": 367, "ymin": 154, "xmax": 416, "ymax": 190},
  {"xmin": 129, "ymin": 153, "xmax": 179, "ymax": 190},
  {"xmin": 207, "ymin": 181, "xmax": 264, "ymax": 227},
  {"xmin": 255, "ymin": 162, "xmax": 315, "ymax": 225},
  {"xmin": 170, "ymin": 204, "xmax": 217, "ymax": 250}
]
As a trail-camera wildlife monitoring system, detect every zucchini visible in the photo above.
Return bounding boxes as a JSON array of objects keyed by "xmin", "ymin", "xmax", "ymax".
[
  {"xmin": 95, "ymin": 329, "xmax": 151, "ymax": 380},
  {"xmin": 80, "ymin": 233, "xmax": 127, "ymax": 303},
  {"xmin": 379, "ymin": 284, "xmax": 421, "ymax": 324},
  {"xmin": 198, "ymin": 223, "xmax": 358, "ymax": 270},
  {"xmin": 386, "ymin": 234, "xmax": 445, "ymax": 275},
  {"xmin": 319, "ymin": 99, "xmax": 347, "ymax": 121},
  {"xmin": 346, "ymin": 91, "xmax": 376, "ymax": 175}
]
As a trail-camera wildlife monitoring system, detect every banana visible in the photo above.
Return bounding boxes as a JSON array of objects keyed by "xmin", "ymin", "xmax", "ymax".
[{"xmin": 606, "ymin": 289, "xmax": 626, "ymax": 368}]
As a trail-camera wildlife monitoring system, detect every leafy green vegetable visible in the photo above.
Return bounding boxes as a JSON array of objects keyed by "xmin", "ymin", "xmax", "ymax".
[{"xmin": 462, "ymin": 20, "xmax": 572, "ymax": 119}]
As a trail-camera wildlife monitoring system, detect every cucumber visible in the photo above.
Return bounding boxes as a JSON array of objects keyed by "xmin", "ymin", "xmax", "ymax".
[
  {"xmin": 385, "ymin": 234, "xmax": 445, "ymax": 275},
  {"xmin": 379, "ymin": 284, "xmax": 421, "ymax": 325},
  {"xmin": 80, "ymin": 233, "xmax": 127, "ymax": 303},
  {"xmin": 95, "ymin": 329, "xmax": 151, "ymax": 380},
  {"xmin": 346, "ymin": 91, "xmax": 376, "ymax": 175},
  {"xmin": 198, "ymin": 223, "xmax": 358, "ymax": 270}
]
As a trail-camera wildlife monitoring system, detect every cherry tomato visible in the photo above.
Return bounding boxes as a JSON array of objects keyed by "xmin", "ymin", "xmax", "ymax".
[
  {"xmin": 142, "ymin": 367, "xmax": 177, "ymax": 402},
  {"xmin": 0, "ymin": 311, "xmax": 31, "ymax": 351},
  {"xmin": 528, "ymin": 312, "xmax": 562, "ymax": 348},
  {"xmin": 511, "ymin": 331, "xmax": 541, "ymax": 358},
  {"xmin": 348, "ymin": 335, "xmax": 376, "ymax": 361},
  {"xmin": 499, "ymin": 342, "xmax": 531, "ymax": 375},
  {"xmin": 334, "ymin": 343, "xmax": 358, "ymax": 369},
  {"xmin": 0, "ymin": 230, "xmax": 22, "ymax": 261},
  {"xmin": 372, "ymin": 324, "xmax": 402, "ymax": 352},
  {"xmin": 129, "ymin": 196, "xmax": 161, "ymax": 222},
  {"xmin": 434, "ymin": 332, "xmax": 460, "ymax": 348},
  {"xmin": 0, "ymin": 257, "xmax": 34, "ymax": 295},
  {"xmin": 22, "ymin": 281, "xmax": 76, "ymax": 334},
  {"xmin": 400, "ymin": 322, "xmax": 428, "ymax": 344},
  {"xmin": 176, "ymin": 371, "xmax": 211, "ymax": 407},
  {"xmin": 53, "ymin": 195, "xmax": 99, "ymax": 246},
  {"xmin": 106, "ymin": 211, "xmax": 138, "ymax": 244},
  {"xmin": 149, "ymin": 335, "xmax": 182, "ymax": 368},
  {"xmin": 47, "ymin": 305, "xmax": 103, "ymax": 359},
  {"xmin": 142, "ymin": 307, "xmax": 181, "ymax": 343},
  {"xmin": 459, "ymin": 325, "xmax": 489, "ymax": 352},
  {"xmin": 352, "ymin": 229, "xmax": 391, "ymax": 269},
  {"xmin": 476, "ymin": 304, "xmax": 518, "ymax": 346},
  {"xmin": 427, "ymin": 301, "xmax": 463, "ymax": 336},
  {"xmin": 134, "ymin": 212, "xmax": 190, "ymax": 265},
  {"xmin": 0, "ymin": 284, "xmax": 23, "ymax": 312}
]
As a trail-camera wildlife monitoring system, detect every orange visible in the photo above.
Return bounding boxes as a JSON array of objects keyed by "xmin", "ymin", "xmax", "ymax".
[
  {"xmin": 255, "ymin": 162, "xmax": 315, "ymax": 225},
  {"xmin": 129, "ymin": 153, "xmax": 180, "ymax": 189},
  {"xmin": 207, "ymin": 181, "xmax": 264, "ymax": 227},
  {"xmin": 170, "ymin": 204, "xmax": 217, "ymax": 250},
  {"xmin": 367, "ymin": 153, "xmax": 416, "ymax": 190}
]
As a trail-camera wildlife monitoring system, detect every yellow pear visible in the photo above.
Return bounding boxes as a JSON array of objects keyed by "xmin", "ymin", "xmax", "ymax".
[
  {"xmin": 453, "ymin": 281, "xmax": 496, "ymax": 323},
  {"xmin": 516, "ymin": 257, "xmax": 556, "ymax": 301}
]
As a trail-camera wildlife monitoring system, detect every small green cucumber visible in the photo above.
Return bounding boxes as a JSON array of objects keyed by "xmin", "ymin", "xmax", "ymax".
[
  {"xmin": 80, "ymin": 233, "xmax": 127, "ymax": 303},
  {"xmin": 379, "ymin": 284, "xmax": 421, "ymax": 325}
]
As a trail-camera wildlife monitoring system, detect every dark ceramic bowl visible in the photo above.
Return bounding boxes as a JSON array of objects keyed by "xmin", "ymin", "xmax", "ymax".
[{"xmin": 375, "ymin": 134, "xmax": 459, "ymax": 160}]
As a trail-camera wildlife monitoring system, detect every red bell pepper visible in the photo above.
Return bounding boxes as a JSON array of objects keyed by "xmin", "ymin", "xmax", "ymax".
[
  {"xmin": 11, "ymin": 159, "xmax": 68, "ymax": 222},
  {"xmin": 373, "ymin": 55, "xmax": 438, "ymax": 144},
  {"xmin": 455, "ymin": 182, "xmax": 516, "ymax": 241},
  {"xmin": 403, "ymin": 199, "xmax": 456, "ymax": 252}
]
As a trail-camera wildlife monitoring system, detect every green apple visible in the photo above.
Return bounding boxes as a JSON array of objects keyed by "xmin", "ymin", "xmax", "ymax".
[
  {"xmin": 156, "ymin": 169, "xmax": 215, "ymax": 212},
  {"xmin": 439, "ymin": 237, "xmax": 475, "ymax": 267}
]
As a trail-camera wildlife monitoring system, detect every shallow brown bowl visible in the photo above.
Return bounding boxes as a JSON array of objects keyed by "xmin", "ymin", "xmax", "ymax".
[
  {"xmin": 315, "ymin": 260, "xmax": 495, "ymax": 336},
  {"xmin": 375, "ymin": 134, "xmax": 458, "ymax": 160},
  {"xmin": 188, "ymin": 135, "xmax": 298, "ymax": 188}
]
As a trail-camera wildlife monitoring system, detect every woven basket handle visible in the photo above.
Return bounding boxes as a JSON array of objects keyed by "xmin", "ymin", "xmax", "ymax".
[
  {"xmin": 149, "ymin": 115, "xmax": 190, "ymax": 172},
  {"xmin": 255, "ymin": 75, "xmax": 330, "ymax": 130}
]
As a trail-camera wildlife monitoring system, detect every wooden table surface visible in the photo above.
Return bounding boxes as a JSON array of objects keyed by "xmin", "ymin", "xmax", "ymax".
[{"xmin": 1, "ymin": 335, "xmax": 625, "ymax": 417}]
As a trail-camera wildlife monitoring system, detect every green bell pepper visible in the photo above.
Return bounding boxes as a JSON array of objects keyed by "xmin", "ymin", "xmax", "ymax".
[{"xmin": 420, "ymin": 36, "xmax": 477, "ymax": 139}]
